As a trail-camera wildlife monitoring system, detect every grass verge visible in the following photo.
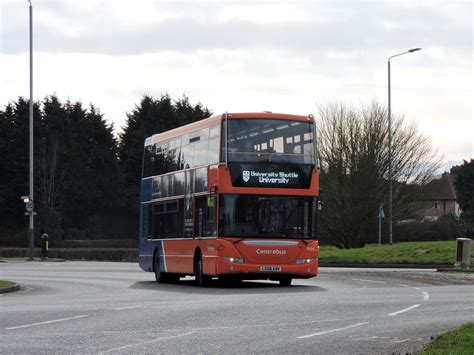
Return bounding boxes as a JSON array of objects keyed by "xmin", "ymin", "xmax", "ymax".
[
  {"xmin": 422, "ymin": 323, "xmax": 474, "ymax": 354},
  {"xmin": 0, "ymin": 280, "xmax": 16, "ymax": 289},
  {"xmin": 320, "ymin": 241, "xmax": 474, "ymax": 265}
]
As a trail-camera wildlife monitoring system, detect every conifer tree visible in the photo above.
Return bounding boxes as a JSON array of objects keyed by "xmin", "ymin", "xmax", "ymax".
[
  {"xmin": 0, "ymin": 98, "xmax": 41, "ymax": 234},
  {"xmin": 118, "ymin": 94, "xmax": 211, "ymax": 219},
  {"xmin": 455, "ymin": 159, "xmax": 474, "ymax": 225}
]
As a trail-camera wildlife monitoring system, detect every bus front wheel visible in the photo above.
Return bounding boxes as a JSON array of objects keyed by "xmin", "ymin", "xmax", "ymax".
[{"xmin": 194, "ymin": 252, "xmax": 211, "ymax": 287}]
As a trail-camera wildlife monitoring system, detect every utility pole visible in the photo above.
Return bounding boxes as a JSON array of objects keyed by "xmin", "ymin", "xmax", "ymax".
[
  {"xmin": 387, "ymin": 47, "xmax": 421, "ymax": 245},
  {"xmin": 28, "ymin": 0, "xmax": 35, "ymax": 261}
]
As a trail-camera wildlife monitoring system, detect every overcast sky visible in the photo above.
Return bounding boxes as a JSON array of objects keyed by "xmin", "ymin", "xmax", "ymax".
[{"xmin": 1, "ymin": 0, "xmax": 472, "ymax": 167}]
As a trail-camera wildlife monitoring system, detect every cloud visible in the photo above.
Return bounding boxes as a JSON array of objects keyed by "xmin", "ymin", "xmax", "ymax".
[
  {"xmin": 1, "ymin": 1, "xmax": 471, "ymax": 56},
  {"xmin": 0, "ymin": 0, "xmax": 472, "ymax": 162}
]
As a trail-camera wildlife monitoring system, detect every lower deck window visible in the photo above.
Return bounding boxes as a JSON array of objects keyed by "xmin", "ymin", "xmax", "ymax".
[{"xmin": 148, "ymin": 199, "xmax": 184, "ymax": 239}]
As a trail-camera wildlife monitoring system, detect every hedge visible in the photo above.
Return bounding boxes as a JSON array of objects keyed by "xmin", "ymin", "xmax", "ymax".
[{"xmin": 0, "ymin": 248, "xmax": 138, "ymax": 262}]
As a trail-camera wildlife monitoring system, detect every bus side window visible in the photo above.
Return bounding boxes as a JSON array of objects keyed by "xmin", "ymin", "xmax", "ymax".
[
  {"xmin": 143, "ymin": 145, "xmax": 154, "ymax": 178},
  {"xmin": 146, "ymin": 204, "xmax": 153, "ymax": 239},
  {"xmin": 181, "ymin": 143, "xmax": 193, "ymax": 170},
  {"xmin": 193, "ymin": 139, "xmax": 209, "ymax": 167},
  {"xmin": 208, "ymin": 137, "xmax": 219, "ymax": 165},
  {"xmin": 154, "ymin": 141, "xmax": 168, "ymax": 175},
  {"xmin": 150, "ymin": 199, "xmax": 184, "ymax": 239},
  {"xmin": 210, "ymin": 125, "xmax": 220, "ymax": 138},
  {"xmin": 184, "ymin": 170, "xmax": 194, "ymax": 238}
]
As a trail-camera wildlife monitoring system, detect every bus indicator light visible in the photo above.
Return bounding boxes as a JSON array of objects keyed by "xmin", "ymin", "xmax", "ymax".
[
  {"xmin": 223, "ymin": 256, "xmax": 244, "ymax": 264},
  {"xmin": 296, "ymin": 258, "xmax": 316, "ymax": 265}
]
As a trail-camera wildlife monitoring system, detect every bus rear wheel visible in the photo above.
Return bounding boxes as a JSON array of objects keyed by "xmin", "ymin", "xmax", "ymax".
[
  {"xmin": 154, "ymin": 254, "xmax": 178, "ymax": 283},
  {"xmin": 194, "ymin": 252, "xmax": 211, "ymax": 287},
  {"xmin": 279, "ymin": 277, "xmax": 292, "ymax": 286}
]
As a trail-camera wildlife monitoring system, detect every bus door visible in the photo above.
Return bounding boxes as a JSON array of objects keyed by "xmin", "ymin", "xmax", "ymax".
[{"xmin": 184, "ymin": 170, "xmax": 193, "ymax": 238}]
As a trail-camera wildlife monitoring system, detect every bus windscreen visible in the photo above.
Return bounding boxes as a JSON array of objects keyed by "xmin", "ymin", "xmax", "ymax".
[
  {"xmin": 219, "ymin": 194, "xmax": 316, "ymax": 239},
  {"xmin": 224, "ymin": 119, "xmax": 315, "ymax": 165}
]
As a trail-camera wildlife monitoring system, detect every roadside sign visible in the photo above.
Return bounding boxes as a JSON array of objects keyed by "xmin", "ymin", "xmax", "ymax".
[{"xmin": 378, "ymin": 206, "xmax": 385, "ymax": 219}]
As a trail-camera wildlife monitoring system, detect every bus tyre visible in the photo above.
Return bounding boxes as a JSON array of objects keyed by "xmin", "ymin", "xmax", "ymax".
[
  {"xmin": 194, "ymin": 253, "xmax": 211, "ymax": 287},
  {"xmin": 154, "ymin": 254, "xmax": 170, "ymax": 283},
  {"xmin": 154, "ymin": 255, "xmax": 164, "ymax": 283},
  {"xmin": 154, "ymin": 255, "xmax": 179, "ymax": 283},
  {"xmin": 279, "ymin": 277, "xmax": 292, "ymax": 286}
]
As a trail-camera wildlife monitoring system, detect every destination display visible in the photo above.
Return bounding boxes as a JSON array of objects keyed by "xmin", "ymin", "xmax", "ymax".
[{"xmin": 228, "ymin": 163, "xmax": 312, "ymax": 188}]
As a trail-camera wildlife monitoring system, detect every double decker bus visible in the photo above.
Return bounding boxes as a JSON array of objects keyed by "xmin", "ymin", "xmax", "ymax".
[{"xmin": 138, "ymin": 112, "xmax": 320, "ymax": 286}]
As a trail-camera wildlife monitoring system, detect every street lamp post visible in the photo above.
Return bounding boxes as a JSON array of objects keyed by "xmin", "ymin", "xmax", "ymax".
[
  {"xmin": 387, "ymin": 47, "xmax": 421, "ymax": 245},
  {"xmin": 28, "ymin": 0, "xmax": 35, "ymax": 260}
]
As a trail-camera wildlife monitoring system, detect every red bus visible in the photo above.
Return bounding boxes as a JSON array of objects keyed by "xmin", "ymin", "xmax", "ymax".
[{"xmin": 138, "ymin": 112, "xmax": 320, "ymax": 286}]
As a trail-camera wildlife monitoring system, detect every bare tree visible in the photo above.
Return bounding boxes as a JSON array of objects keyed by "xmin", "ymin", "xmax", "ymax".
[
  {"xmin": 36, "ymin": 134, "xmax": 65, "ymax": 240},
  {"xmin": 317, "ymin": 101, "xmax": 439, "ymax": 248},
  {"xmin": 37, "ymin": 135, "xmax": 64, "ymax": 213}
]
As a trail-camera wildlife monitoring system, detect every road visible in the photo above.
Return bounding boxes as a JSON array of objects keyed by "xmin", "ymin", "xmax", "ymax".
[{"xmin": 1, "ymin": 261, "xmax": 473, "ymax": 354}]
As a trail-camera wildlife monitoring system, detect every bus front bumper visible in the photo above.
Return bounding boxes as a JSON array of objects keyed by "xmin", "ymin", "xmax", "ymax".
[{"xmin": 215, "ymin": 256, "xmax": 318, "ymax": 278}]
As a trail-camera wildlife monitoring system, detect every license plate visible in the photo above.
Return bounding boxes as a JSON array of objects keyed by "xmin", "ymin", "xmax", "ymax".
[{"xmin": 260, "ymin": 266, "xmax": 281, "ymax": 272}]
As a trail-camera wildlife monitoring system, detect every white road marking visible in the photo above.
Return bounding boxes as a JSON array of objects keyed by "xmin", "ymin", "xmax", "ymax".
[
  {"xmin": 115, "ymin": 305, "xmax": 142, "ymax": 311},
  {"xmin": 388, "ymin": 304, "xmax": 420, "ymax": 317},
  {"xmin": 398, "ymin": 284, "xmax": 410, "ymax": 287},
  {"xmin": 6, "ymin": 315, "xmax": 88, "ymax": 330},
  {"xmin": 297, "ymin": 322, "xmax": 368, "ymax": 339},
  {"xmin": 352, "ymin": 279, "xmax": 385, "ymax": 284},
  {"xmin": 98, "ymin": 331, "xmax": 196, "ymax": 354},
  {"xmin": 423, "ymin": 292, "xmax": 430, "ymax": 301}
]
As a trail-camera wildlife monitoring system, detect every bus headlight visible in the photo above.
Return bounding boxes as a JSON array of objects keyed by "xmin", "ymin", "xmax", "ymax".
[
  {"xmin": 223, "ymin": 256, "xmax": 244, "ymax": 264},
  {"xmin": 296, "ymin": 258, "xmax": 316, "ymax": 265}
]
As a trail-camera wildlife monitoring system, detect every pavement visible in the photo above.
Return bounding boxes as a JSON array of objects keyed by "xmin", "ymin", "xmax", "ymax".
[{"xmin": 1, "ymin": 261, "xmax": 473, "ymax": 354}]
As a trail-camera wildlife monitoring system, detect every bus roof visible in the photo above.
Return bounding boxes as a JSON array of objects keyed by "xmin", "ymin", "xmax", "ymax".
[{"xmin": 145, "ymin": 112, "xmax": 314, "ymax": 146}]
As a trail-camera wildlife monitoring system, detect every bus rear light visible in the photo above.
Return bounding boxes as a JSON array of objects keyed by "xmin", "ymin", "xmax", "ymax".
[
  {"xmin": 296, "ymin": 258, "xmax": 316, "ymax": 265},
  {"xmin": 223, "ymin": 256, "xmax": 244, "ymax": 264}
]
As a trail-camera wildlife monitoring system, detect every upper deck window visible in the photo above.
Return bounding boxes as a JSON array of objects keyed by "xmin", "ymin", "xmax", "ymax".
[
  {"xmin": 143, "ymin": 124, "xmax": 220, "ymax": 178},
  {"xmin": 223, "ymin": 119, "xmax": 316, "ymax": 165}
]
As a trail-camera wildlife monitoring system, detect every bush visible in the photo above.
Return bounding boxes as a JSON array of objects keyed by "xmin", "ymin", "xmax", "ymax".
[
  {"xmin": 0, "ymin": 229, "xmax": 29, "ymax": 247},
  {"xmin": 394, "ymin": 214, "xmax": 470, "ymax": 242},
  {"xmin": 37, "ymin": 209, "xmax": 64, "ymax": 241},
  {"xmin": 55, "ymin": 239, "xmax": 138, "ymax": 248},
  {"xmin": 460, "ymin": 210, "xmax": 474, "ymax": 230},
  {"xmin": 61, "ymin": 213, "xmax": 137, "ymax": 241},
  {"xmin": 0, "ymin": 247, "xmax": 138, "ymax": 262},
  {"xmin": 62, "ymin": 228, "xmax": 87, "ymax": 241}
]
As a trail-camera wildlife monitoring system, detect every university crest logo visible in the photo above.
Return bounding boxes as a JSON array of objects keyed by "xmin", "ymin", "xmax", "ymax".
[{"xmin": 242, "ymin": 170, "xmax": 250, "ymax": 182}]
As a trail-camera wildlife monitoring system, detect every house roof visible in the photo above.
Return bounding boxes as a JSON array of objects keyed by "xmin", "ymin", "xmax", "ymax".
[{"xmin": 422, "ymin": 172, "xmax": 457, "ymax": 201}]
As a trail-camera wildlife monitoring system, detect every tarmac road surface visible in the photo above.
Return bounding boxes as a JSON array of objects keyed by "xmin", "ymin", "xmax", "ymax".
[{"xmin": 1, "ymin": 261, "xmax": 473, "ymax": 354}]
